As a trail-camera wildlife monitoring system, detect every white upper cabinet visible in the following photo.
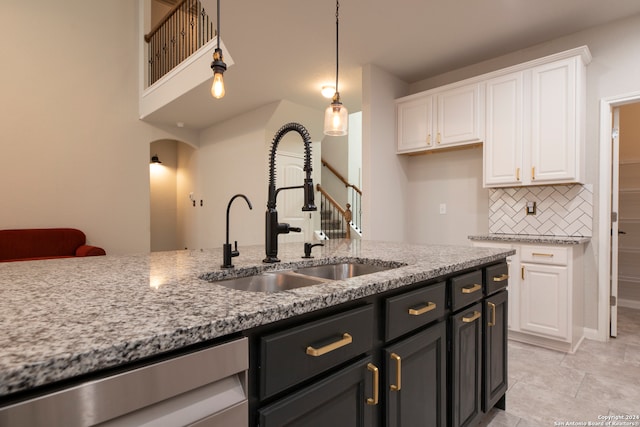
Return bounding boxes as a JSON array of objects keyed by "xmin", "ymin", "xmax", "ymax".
[
  {"xmin": 397, "ymin": 46, "xmax": 591, "ymax": 187},
  {"xmin": 396, "ymin": 82, "xmax": 483, "ymax": 154},
  {"xmin": 483, "ymin": 50, "xmax": 589, "ymax": 187},
  {"xmin": 484, "ymin": 71, "xmax": 525, "ymax": 186}
]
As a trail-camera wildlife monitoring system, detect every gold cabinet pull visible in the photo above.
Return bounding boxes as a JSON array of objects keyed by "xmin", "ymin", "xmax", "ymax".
[
  {"xmin": 488, "ymin": 302, "xmax": 496, "ymax": 327},
  {"xmin": 437, "ymin": 132, "xmax": 441, "ymax": 144},
  {"xmin": 426, "ymin": 134, "xmax": 432, "ymax": 146},
  {"xmin": 408, "ymin": 302, "xmax": 436, "ymax": 316},
  {"xmin": 492, "ymin": 274, "xmax": 509, "ymax": 282},
  {"xmin": 366, "ymin": 363, "xmax": 379, "ymax": 405},
  {"xmin": 390, "ymin": 353, "xmax": 402, "ymax": 391},
  {"xmin": 521, "ymin": 266, "xmax": 525, "ymax": 280},
  {"xmin": 516, "ymin": 167, "xmax": 520, "ymax": 181},
  {"xmin": 461, "ymin": 283, "xmax": 482, "ymax": 294},
  {"xmin": 462, "ymin": 311, "xmax": 481, "ymax": 323},
  {"xmin": 532, "ymin": 166, "xmax": 535, "ymax": 180},
  {"xmin": 306, "ymin": 333, "xmax": 352, "ymax": 357},
  {"xmin": 532, "ymin": 252, "xmax": 554, "ymax": 258}
]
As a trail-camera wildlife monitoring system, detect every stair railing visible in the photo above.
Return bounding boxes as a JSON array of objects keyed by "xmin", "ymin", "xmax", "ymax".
[
  {"xmin": 316, "ymin": 184, "xmax": 351, "ymax": 239},
  {"xmin": 144, "ymin": 0, "xmax": 215, "ymax": 86},
  {"xmin": 321, "ymin": 158, "xmax": 362, "ymax": 235}
]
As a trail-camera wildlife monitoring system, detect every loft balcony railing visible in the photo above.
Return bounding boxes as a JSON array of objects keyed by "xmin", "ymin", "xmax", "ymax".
[{"xmin": 144, "ymin": 0, "xmax": 215, "ymax": 86}]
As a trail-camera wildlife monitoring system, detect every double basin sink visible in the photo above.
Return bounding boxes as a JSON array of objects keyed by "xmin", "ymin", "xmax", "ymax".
[{"xmin": 211, "ymin": 261, "xmax": 400, "ymax": 293}]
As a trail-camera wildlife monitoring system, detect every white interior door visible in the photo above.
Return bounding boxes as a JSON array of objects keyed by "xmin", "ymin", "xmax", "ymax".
[
  {"xmin": 276, "ymin": 152, "xmax": 312, "ymax": 243},
  {"xmin": 611, "ymin": 107, "xmax": 620, "ymax": 337}
]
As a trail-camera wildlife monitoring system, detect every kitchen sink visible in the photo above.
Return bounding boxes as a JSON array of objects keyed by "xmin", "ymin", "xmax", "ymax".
[
  {"xmin": 214, "ymin": 271, "xmax": 327, "ymax": 293},
  {"xmin": 293, "ymin": 262, "xmax": 395, "ymax": 281},
  {"xmin": 210, "ymin": 261, "xmax": 402, "ymax": 293}
]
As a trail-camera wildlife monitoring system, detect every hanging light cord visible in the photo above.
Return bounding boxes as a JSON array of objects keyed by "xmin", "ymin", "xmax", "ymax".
[
  {"xmin": 217, "ymin": 0, "xmax": 221, "ymax": 50},
  {"xmin": 335, "ymin": 0, "xmax": 340, "ymax": 95}
]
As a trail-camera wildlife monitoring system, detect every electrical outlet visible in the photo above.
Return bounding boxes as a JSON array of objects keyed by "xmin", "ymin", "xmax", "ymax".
[
  {"xmin": 526, "ymin": 201, "xmax": 536, "ymax": 215},
  {"xmin": 439, "ymin": 203, "xmax": 447, "ymax": 215}
]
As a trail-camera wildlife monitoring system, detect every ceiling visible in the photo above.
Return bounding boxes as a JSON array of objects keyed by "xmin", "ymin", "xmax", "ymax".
[{"xmin": 144, "ymin": 0, "xmax": 640, "ymax": 131}]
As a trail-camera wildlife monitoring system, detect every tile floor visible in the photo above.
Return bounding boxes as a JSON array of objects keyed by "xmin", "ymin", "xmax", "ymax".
[{"xmin": 480, "ymin": 307, "xmax": 640, "ymax": 426}]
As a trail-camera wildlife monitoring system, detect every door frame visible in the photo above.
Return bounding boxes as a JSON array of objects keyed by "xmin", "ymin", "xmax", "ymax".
[{"xmin": 597, "ymin": 90, "xmax": 640, "ymax": 341}]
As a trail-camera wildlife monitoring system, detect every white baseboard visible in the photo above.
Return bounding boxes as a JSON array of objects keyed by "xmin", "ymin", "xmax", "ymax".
[{"xmin": 583, "ymin": 327, "xmax": 602, "ymax": 341}]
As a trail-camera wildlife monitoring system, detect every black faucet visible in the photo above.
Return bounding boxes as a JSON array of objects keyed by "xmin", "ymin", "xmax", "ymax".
[
  {"xmin": 222, "ymin": 194, "xmax": 253, "ymax": 268},
  {"xmin": 264, "ymin": 123, "xmax": 317, "ymax": 263},
  {"xmin": 302, "ymin": 242, "xmax": 324, "ymax": 258}
]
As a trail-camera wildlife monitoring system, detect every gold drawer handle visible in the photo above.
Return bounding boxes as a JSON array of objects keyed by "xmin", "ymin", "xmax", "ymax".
[
  {"xmin": 390, "ymin": 353, "xmax": 401, "ymax": 392},
  {"xmin": 532, "ymin": 252, "xmax": 554, "ymax": 257},
  {"xmin": 488, "ymin": 302, "xmax": 496, "ymax": 327},
  {"xmin": 306, "ymin": 333, "xmax": 352, "ymax": 357},
  {"xmin": 462, "ymin": 311, "xmax": 481, "ymax": 323},
  {"xmin": 532, "ymin": 166, "xmax": 536, "ymax": 180},
  {"xmin": 461, "ymin": 283, "xmax": 482, "ymax": 294},
  {"xmin": 408, "ymin": 301, "xmax": 436, "ymax": 316},
  {"xmin": 516, "ymin": 167, "xmax": 520, "ymax": 181},
  {"xmin": 492, "ymin": 274, "xmax": 509, "ymax": 282},
  {"xmin": 366, "ymin": 363, "xmax": 379, "ymax": 405}
]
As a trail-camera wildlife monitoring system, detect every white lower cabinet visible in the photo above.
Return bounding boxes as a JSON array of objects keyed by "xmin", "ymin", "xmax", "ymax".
[{"xmin": 472, "ymin": 240, "xmax": 585, "ymax": 353}]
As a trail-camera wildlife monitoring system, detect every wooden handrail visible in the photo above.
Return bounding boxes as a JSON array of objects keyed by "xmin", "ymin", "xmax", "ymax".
[
  {"xmin": 145, "ymin": 0, "xmax": 190, "ymax": 43},
  {"xmin": 316, "ymin": 184, "xmax": 351, "ymax": 239},
  {"xmin": 321, "ymin": 158, "xmax": 362, "ymax": 195}
]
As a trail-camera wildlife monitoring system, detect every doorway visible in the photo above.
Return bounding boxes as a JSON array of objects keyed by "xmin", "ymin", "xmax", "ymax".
[{"xmin": 599, "ymin": 92, "xmax": 640, "ymax": 340}]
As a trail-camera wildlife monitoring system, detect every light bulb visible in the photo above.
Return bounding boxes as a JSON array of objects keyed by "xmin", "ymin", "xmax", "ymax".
[{"xmin": 211, "ymin": 72, "xmax": 225, "ymax": 99}]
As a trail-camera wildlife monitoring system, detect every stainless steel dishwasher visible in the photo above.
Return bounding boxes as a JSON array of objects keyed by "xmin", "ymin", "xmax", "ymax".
[{"xmin": 0, "ymin": 337, "xmax": 248, "ymax": 427}]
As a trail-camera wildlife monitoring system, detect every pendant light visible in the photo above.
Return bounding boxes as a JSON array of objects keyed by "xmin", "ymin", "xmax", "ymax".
[
  {"xmin": 210, "ymin": 0, "xmax": 226, "ymax": 99},
  {"xmin": 323, "ymin": 0, "xmax": 348, "ymax": 136}
]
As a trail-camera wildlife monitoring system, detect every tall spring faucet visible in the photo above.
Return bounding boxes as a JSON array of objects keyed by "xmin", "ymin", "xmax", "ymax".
[
  {"xmin": 222, "ymin": 194, "xmax": 253, "ymax": 268},
  {"xmin": 264, "ymin": 123, "xmax": 317, "ymax": 263}
]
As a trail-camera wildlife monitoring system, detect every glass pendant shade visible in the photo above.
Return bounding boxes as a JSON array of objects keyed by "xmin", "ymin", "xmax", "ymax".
[{"xmin": 324, "ymin": 98, "xmax": 348, "ymax": 136}]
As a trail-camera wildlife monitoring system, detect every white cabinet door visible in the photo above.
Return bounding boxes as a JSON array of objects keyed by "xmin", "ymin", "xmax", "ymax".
[
  {"xmin": 484, "ymin": 72, "xmax": 524, "ymax": 187},
  {"xmin": 436, "ymin": 83, "xmax": 483, "ymax": 148},
  {"xmin": 530, "ymin": 57, "xmax": 580, "ymax": 184},
  {"xmin": 397, "ymin": 95, "xmax": 433, "ymax": 153},
  {"xmin": 520, "ymin": 263, "xmax": 569, "ymax": 340}
]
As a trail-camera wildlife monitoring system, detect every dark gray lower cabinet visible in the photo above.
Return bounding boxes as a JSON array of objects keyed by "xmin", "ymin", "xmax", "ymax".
[
  {"xmin": 483, "ymin": 290, "xmax": 508, "ymax": 411},
  {"xmin": 385, "ymin": 321, "xmax": 447, "ymax": 427},
  {"xmin": 258, "ymin": 356, "xmax": 375, "ymax": 427},
  {"xmin": 450, "ymin": 302, "xmax": 483, "ymax": 427}
]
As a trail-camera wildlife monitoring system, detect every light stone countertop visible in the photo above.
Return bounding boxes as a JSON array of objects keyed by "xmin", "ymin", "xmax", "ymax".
[
  {"xmin": 0, "ymin": 240, "xmax": 513, "ymax": 397},
  {"xmin": 468, "ymin": 234, "xmax": 591, "ymax": 245}
]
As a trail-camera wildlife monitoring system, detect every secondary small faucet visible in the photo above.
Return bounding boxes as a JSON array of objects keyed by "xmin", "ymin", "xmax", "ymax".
[
  {"xmin": 264, "ymin": 122, "xmax": 317, "ymax": 263},
  {"xmin": 222, "ymin": 194, "xmax": 253, "ymax": 268}
]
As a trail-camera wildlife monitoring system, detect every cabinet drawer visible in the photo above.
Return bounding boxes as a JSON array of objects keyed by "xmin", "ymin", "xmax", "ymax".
[
  {"xmin": 520, "ymin": 246, "xmax": 568, "ymax": 265},
  {"xmin": 385, "ymin": 282, "xmax": 446, "ymax": 341},
  {"xmin": 451, "ymin": 270, "xmax": 483, "ymax": 312},
  {"xmin": 485, "ymin": 262, "xmax": 509, "ymax": 296},
  {"xmin": 260, "ymin": 305, "xmax": 374, "ymax": 399}
]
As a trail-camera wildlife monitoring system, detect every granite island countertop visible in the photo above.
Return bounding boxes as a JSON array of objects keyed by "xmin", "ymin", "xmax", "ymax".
[
  {"xmin": 469, "ymin": 234, "xmax": 591, "ymax": 245},
  {"xmin": 0, "ymin": 240, "xmax": 513, "ymax": 398}
]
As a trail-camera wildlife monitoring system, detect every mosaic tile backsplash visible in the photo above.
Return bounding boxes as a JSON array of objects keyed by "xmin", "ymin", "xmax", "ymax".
[{"xmin": 489, "ymin": 184, "xmax": 593, "ymax": 237}]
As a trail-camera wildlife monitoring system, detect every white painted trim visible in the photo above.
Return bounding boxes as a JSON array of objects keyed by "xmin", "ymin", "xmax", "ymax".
[
  {"xmin": 583, "ymin": 327, "xmax": 601, "ymax": 341},
  {"xmin": 597, "ymin": 90, "xmax": 640, "ymax": 343}
]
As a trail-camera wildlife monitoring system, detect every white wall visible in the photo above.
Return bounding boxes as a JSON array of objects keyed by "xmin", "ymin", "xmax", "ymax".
[
  {"xmin": 362, "ymin": 64, "xmax": 410, "ymax": 242},
  {"xmin": 364, "ymin": 12, "xmax": 640, "ymax": 331},
  {"xmin": 0, "ymin": 0, "xmax": 195, "ymax": 254},
  {"xmin": 182, "ymin": 101, "xmax": 324, "ymax": 251},
  {"xmin": 150, "ymin": 140, "xmax": 178, "ymax": 251}
]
